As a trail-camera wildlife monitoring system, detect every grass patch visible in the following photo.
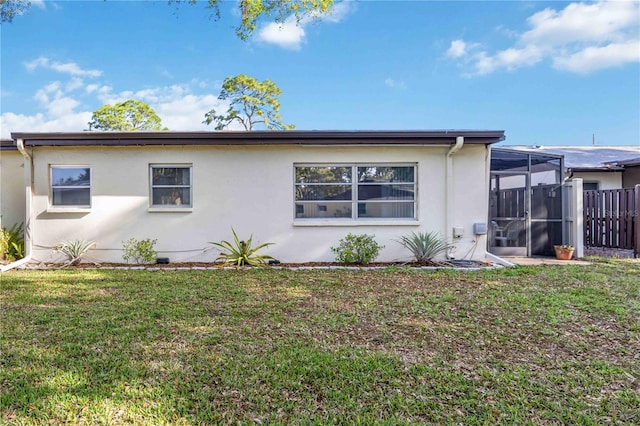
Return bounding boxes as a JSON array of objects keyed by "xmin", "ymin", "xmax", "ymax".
[{"xmin": 2, "ymin": 260, "xmax": 639, "ymax": 424}]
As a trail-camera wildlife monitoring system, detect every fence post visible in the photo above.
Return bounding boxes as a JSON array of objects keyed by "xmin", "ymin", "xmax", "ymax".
[
  {"xmin": 635, "ymin": 185, "xmax": 640, "ymax": 258},
  {"xmin": 571, "ymin": 178, "xmax": 584, "ymax": 258}
]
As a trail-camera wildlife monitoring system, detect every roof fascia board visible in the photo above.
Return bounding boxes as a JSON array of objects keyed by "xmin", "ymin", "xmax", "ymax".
[{"xmin": 12, "ymin": 130, "xmax": 506, "ymax": 147}]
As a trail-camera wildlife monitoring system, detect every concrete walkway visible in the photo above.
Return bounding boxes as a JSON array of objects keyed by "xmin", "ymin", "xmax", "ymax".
[{"xmin": 507, "ymin": 256, "xmax": 592, "ymax": 266}]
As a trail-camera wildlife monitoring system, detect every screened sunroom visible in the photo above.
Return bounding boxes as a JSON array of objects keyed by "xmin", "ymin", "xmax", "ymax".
[{"xmin": 489, "ymin": 148, "xmax": 565, "ymax": 257}]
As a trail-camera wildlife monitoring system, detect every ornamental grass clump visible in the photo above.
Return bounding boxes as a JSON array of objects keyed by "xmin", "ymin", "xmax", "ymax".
[
  {"xmin": 209, "ymin": 228, "xmax": 274, "ymax": 267},
  {"xmin": 54, "ymin": 239, "xmax": 95, "ymax": 266},
  {"xmin": 331, "ymin": 233, "xmax": 383, "ymax": 265},
  {"xmin": 396, "ymin": 231, "xmax": 452, "ymax": 265}
]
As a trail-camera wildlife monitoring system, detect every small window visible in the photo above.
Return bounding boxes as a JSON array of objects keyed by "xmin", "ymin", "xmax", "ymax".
[
  {"xmin": 150, "ymin": 165, "xmax": 192, "ymax": 207},
  {"xmin": 583, "ymin": 182, "xmax": 599, "ymax": 191},
  {"xmin": 50, "ymin": 166, "xmax": 91, "ymax": 207}
]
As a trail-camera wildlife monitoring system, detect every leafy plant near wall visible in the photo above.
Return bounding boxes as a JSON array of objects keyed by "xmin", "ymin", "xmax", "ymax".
[
  {"xmin": 54, "ymin": 240, "xmax": 95, "ymax": 266},
  {"xmin": 1, "ymin": 222, "xmax": 24, "ymax": 262},
  {"xmin": 396, "ymin": 231, "xmax": 452, "ymax": 265},
  {"xmin": 331, "ymin": 233, "xmax": 383, "ymax": 265},
  {"xmin": 122, "ymin": 238, "xmax": 158, "ymax": 264},
  {"xmin": 209, "ymin": 228, "xmax": 274, "ymax": 267}
]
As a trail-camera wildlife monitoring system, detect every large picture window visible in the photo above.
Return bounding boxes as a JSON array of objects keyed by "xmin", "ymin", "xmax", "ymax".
[
  {"xmin": 50, "ymin": 166, "xmax": 91, "ymax": 207},
  {"xmin": 295, "ymin": 164, "xmax": 416, "ymax": 219},
  {"xmin": 150, "ymin": 165, "xmax": 192, "ymax": 208}
]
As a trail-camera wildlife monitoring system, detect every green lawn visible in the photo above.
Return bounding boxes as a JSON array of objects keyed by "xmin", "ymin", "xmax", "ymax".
[{"xmin": 1, "ymin": 259, "xmax": 639, "ymax": 425}]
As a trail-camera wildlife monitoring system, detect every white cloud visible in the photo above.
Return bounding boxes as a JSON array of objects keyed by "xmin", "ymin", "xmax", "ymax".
[
  {"xmin": 94, "ymin": 84, "xmax": 229, "ymax": 131},
  {"xmin": 521, "ymin": 1, "xmax": 638, "ymax": 46},
  {"xmin": 24, "ymin": 57, "xmax": 102, "ymax": 77},
  {"xmin": 256, "ymin": 1, "xmax": 353, "ymax": 49},
  {"xmin": 257, "ymin": 17, "xmax": 307, "ymax": 50},
  {"xmin": 66, "ymin": 77, "xmax": 84, "ymax": 92},
  {"xmin": 156, "ymin": 93, "xmax": 229, "ymax": 130},
  {"xmin": 474, "ymin": 45, "xmax": 544, "ymax": 75},
  {"xmin": 1, "ymin": 111, "xmax": 93, "ymax": 136},
  {"xmin": 446, "ymin": 40, "xmax": 469, "ymax": 59},
  {"xmin": 448, "ymin": 0, "xmax": 640, "ymax": 76},
  {"xmin": 85, "ymin": 84, "xmax": 100, "ymax": 94},
  {"xmin": 318, "ymin": 1, "xmax": 352, "ymax": 23},
  {"xmin": 47, "ymin": 96, "xmax": 80, "ymax": 117},
  {"xmin": 0, "ymin": 63, "xmax": 228, "ymax": 137},
  {"xmin": 384, "ymin": 78, "xmax": 407, "ymax": 90},
  {"xmin": 553, "ymin": 39, "xmax": 640, "ymax": 73}
]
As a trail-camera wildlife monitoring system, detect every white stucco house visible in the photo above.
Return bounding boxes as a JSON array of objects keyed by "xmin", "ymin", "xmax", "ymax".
[{"xmin": 2, "ymin": 130, "xmax": 506, "ymax": 265}]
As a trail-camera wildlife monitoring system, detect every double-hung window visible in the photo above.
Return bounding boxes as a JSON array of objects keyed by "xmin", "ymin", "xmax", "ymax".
[
  {"xmin": 50, "ymin": 166, "xmax": 91, "ymax": 207},
  {"xmin": 295, "ymin": 164, "xmax": 416, "ymax": 220},
  {"xmin": 150, "ymin": 165, "xmax": 192, "ymax": 208}
]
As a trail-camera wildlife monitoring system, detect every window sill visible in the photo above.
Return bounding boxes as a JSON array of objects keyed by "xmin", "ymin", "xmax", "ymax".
[
  {"xmin": 148, "ymin": 207, "xmax": 193, "ymax": 213},
  {"xmin": 293, "ymin": 219, "xmax": 420, "ymax": 227},
  {"xmin": 46, "ymin": 207, "xmax": 92, "ymax": 214}
]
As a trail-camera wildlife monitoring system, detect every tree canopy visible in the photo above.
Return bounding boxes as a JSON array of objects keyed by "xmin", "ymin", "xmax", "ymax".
[
  {"xmin": 204, "ymin": 74, "xmax": 294, "ymax": 131},
  {"xmin": 3, "ymin": 0, "xmax": 337, "ymax": 36},
  {"xmin": 1, "ymin": 0, "xmax": 30, "ymax": 23},
  {"xmin": 172, "ymin": 0, "xmax": 336, "ymax": 39},
  {"xmin": 88, "ymin": 100, "xmax": 166, "ymax": 131}
]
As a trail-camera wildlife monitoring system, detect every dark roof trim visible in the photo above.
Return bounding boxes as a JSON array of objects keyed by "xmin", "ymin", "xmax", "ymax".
[
  {"xmin": 492, "ymin": 147, "xmax": 564, "ymax": 160},
  {"xmin": 11, "ymin": 130, "xmax": 505, "ymax": 147},
  {"xmin": 0, "ymin": 139, "xmax": 17, "ymax": 150},
  {"xmin": 570, "ymin": 167, "xmax": 624, "ymax": 172}
]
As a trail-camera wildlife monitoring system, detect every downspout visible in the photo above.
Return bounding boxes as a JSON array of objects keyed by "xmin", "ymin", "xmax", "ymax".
[
  {"xmin": 1, "ymin": 138, "xmax": 33, "ymax": 272},
  {"xmin": 445, "ymin": 136, "xmax": 464, "ymax": 259}
]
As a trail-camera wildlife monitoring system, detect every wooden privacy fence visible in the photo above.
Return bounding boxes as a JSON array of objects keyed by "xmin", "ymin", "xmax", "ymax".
[{"xmin": 583, "ymin": 185, "xmax": 640, "ymax": 257}]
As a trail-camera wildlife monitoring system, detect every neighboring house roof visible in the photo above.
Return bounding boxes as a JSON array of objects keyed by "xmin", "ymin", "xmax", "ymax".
[
  {"xmin": 11, "ymin": 130, "xmax": 505, "ymax": 147},
  {"xmin": 614, "ymin": 157, "xmax": 640, "ymax": 167},
  {"xmin": 504, "ymin": 145, "xmax": 640, "ymax": 171}
]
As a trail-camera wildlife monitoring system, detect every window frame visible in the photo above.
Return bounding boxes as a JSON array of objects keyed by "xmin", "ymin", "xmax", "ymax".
[
  {"xmin": 294, "ymin": 163, "xmax": 417, "ymax": 221},
  {"xmin": 49, "ymin": 165, "xmax": 92, "ymax": 209},
  {"xmin": 149, "ymin": 164, "xmax": 193, "ymax": 209},
  {"xmin": 583, "ymin": 181, "xmax": 600, "ymax": 191}
]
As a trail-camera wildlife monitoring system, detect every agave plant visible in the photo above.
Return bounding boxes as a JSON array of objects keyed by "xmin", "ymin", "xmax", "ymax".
[
  {"xmin": 54, "ymin": 239, "xmax": 95, "ymax": 266},
  {"xmin": 209, "ymin": 228, "xmax": 274, "ymax": 267},
  {"xmin": 396, "ymin": 231, "xmax": 452, "ymax": 265}
]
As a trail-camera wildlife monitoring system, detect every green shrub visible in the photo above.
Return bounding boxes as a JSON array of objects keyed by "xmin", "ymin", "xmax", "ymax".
[
  {"xmin": 54, "ymin": 240, "xmax": 95, "ymax": 266},
  {"xmin": 122, "ymin": 238, "xmax": 158, "ymax": 264},
  {"xmin": 1, "ymin": 222, "xmax": 24, "ymax": 261},
  {"xmin": 209, "ymin": 228, "xmax": 274, "ymax": 267},
  {"xmin": 331, "ymin": 233, "xmax": 383, "ymax": 265},
  {"xmin": 396, "ymin": 231, "xmax": 451, "ymax": 265}
]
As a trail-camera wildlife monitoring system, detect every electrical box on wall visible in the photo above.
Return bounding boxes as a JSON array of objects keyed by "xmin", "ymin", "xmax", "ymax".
[
  {"xmin": 473, "ymin": 222, "xmax": 488, "ymax": 235},
  {"xmin": 453, "ymin": 226, "xmax": 464, "ymax": 239}
]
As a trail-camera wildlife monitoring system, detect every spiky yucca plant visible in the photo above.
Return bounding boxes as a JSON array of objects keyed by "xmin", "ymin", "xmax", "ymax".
[
  {"xmin": 209, "ymin": 228, "xmax": 274, "ymax": 267},
  {"xmin": 54, "ymin": 240, "xmax": 95, "ymax": 266},
  {"xmin": 396, "ymin": 231, "xmax": 452, "ymax": 265}
]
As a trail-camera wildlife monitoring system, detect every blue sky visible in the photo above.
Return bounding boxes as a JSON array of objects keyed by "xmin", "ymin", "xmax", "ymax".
[{"xmin": 1, "ymin": 0, "xmax": 639, "ymax": 146}]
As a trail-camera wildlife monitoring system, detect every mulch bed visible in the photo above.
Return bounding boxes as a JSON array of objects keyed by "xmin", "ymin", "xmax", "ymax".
[{"xmin": 21, "ymin": 260, "xmax": 496, "ymax": 270}]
